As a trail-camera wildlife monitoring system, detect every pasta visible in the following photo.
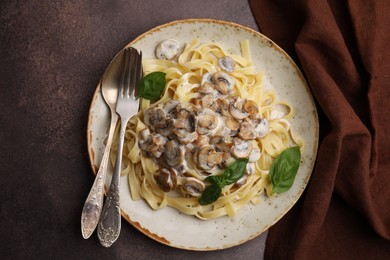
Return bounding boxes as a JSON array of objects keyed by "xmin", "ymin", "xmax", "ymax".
[{"xmin": 110, "ymin": 39, "xmax": 303, "ymax": 220}]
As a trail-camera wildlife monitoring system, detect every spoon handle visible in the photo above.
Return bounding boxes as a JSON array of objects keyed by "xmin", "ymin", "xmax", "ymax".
[
  {"xmin": 97, "ymin": 117, "xmax": 128, "ymax": 247},
  {"xmin": 81, "ymin": 112, "xmax": 118, "ymax": 239}
]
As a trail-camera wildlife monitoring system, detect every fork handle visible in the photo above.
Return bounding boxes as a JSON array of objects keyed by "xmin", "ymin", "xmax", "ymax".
[
  {"xmin": 97, "ymin": 117, "xmax": 128, "ymax": 247},
  {"xmin": 81, "ymin": 113, "xmax": 118, "ymax": 239}
]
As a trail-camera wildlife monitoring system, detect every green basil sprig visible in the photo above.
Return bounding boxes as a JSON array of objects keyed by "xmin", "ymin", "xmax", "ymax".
[
  {"xmin": 138, "ymin": 71, "xmax": 166, "ymax": 100},
  {"xmin": 269, "ymin": 146, "xmax": 301, "ymax": 194},
  {"xmin": 199, "ymin": 159, "xmax": 248, "ymax": 205}
]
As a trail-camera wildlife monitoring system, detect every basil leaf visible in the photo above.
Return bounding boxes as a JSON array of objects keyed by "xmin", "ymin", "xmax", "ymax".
[
  {"xmin": 138, "ymin": 71, "xmax": 166, "ymax": 100},
  {"xmin": 199, "ymin": 159, "xmax": 248, "ymax": 205},
  {"xmin": 269, "ymin": 146, "xmax": 301, "ymax": 194},
  {"xmin": 223, "ymin": 159, "xmax": 248, "ymax": 185},
  {"xmin": 205, "ymin": 175, "xmax": 225, "ymax": 188},
  {"xmin": 198, "ymin": 185, "xmax": 222, "ymax": 205}
]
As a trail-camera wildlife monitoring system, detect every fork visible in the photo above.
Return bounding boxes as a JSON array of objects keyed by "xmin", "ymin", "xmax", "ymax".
[{"xmin": 97, "ymin": 47, "xmax": 142, "ymax": 247}]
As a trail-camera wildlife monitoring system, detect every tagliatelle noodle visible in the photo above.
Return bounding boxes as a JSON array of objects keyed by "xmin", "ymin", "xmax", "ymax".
[{"xmin": 109, "ymin": 39, "xmax": 304, "ymax": 220}]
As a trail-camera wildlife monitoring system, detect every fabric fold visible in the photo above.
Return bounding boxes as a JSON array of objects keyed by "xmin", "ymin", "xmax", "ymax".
[{"xmin": 249, "ymin": 0, "xmax": 390, "ymax": 258}]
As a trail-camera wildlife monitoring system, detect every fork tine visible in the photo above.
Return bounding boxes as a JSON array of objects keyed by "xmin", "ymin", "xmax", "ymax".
[
  {"xmin": 128, "ymin": 48, "xmax": 140, "ymax": 99},
  {"xmin": 134, "ymin": 50, "xmax": 142, "ymax": 98},
  {"xmin": 128, "ymin": 48, "xmax": 136, "ymax": 98},
  {"xmin": 125, "ymin": 48, "xmax": 133, "ymax": 98},
  {"xmin": 119, "ymin": 48, "xmax": 129, "ymax": 98}
]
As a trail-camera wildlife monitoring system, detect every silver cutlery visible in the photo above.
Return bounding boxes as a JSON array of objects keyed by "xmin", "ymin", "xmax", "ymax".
[
  {"xmin": 97, "ymin": 47, "xmax": 142, "ymax": 247},
  {"xmin": 81, "ymin": 49, "xmax": 124, "ymax": 239}
]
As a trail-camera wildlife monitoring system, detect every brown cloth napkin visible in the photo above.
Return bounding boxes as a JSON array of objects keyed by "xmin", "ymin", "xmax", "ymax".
[{"xmin": 249, "ymin": 0, "xmax": 390, "ymax": 259}]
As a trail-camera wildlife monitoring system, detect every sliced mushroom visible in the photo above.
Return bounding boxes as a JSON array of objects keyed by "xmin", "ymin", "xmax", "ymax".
[
  {"xmin": 185, "ymin": 143, "xmax": 195, "ymax": 153},
  {"xmin": 210, "ymin": 72, "xmax": 234, "ymax": 95},
  {"xmin": 225, "ymin": 117, "xmax": 240, "ymax": 135},
  {"xmin": 229, "ymin": 99, "xmax": 248, "ymax": 120},
  {"xmin": 173, "ymin": 129, "xmax": 198, "ymax": 144},
  {"xmin": 163, "ymin": 99, "xmax": 180, "ymax": 117},
  {"xmin": 149, "ymin": 134, "xmax": 167, "ymax": 158},
  {"xmin": 155, "ymin": 39, "xmax": 180, "ymax": 60},
  {"xmin": 213, "ymin": 81, "xmax": 228, "ymax": 95},
  {"xmin": 194, "ymin": 134, "xmax": 210, "ymax": 147},
  {"xmin": 206, "ymin": 152, "xmax": 223, "ymax": 165},
  {"xmin": 198, "ymin": 145, "xmax": 222, "ymax": 171},
  {"xmin": 201, "ymin": 93, "xmax": 214, "ymax": 108},
  {"xmin": 209, "ymin": 135, "xmax": 224, "ymax": 145},
  {"xmin": 220, "ymin": 151, "xmax": 234, "ymax": 168},
  {"xmin": 156, "ymin": 119, "xmax": 174, "ymax": 137},
  {"xmin": 174, "ymin": 108, "xmax": 196, "ymax": 132},
  {"xmin": 164, "ymin": 140, "xmax": 185, "ymax": 167},
  {"xmin": 249, "ymin": 147, "xmax": 261, "ymax": 162},
  {"xmin": 138, "ymin": 133, "xmax": 167, "ymax": 158},
  {"xmin": 139, "ymin": 128, "xmax": 151, "ymax": 141},
  {"xmin": 138, "ymin": 138, "xmax": 150, "ymax": 153},
  {"xmin": 198, "ymin": 82, "xmax": 215, "ymax": 94},
  {"xmin": 255, "ymin": 118, "xmax": 269, "ymax": 138},
  {"xmin": 209, "ymin": 98, "xmax": 223, "ymax": 113},
  {"xmin": 231, "ymin": 138, "xmax": 253, "ymax": 159},
  {"xmin": 156, "ymin": 168, "xmax": 178, "ymax": 192},
  {"xmin": 216, "ymin": 141, "xmax": 234, "ymax": 154},
  {"xmin": 218, "ymin": 56, "xmax": 235, "ymax": 72},
  {"xmin": 196, "ymin": 108, "xmax": 218, "ymax": 135},
  {"xmin": 220, "ymin": 98, "xmax": 231, "ymax": 117},
  {"xmin": 187, "ymin": 111, "xmax": 197, "ymax": 132},
  {"xmin": 182, "ymin": 177, "xmax": 205, "ymax": 197},
  {"xmin": 244, "ymin": 100, "xmax": 259, "ymax": 119},
  {"xmin": 143, "ymin": 107, "xmax": 166, "ymax": 130},
  {"xmin": 174, "ymin": 160, "xmax": 188, "ymax": 175},
  {"xmin": 215, "ymin": 126, "xmax": 232, "ymax": 137},
  {"xmin": 152, "ymin": 134, "xmax": 166, "ymax": 153},
  {"xmin": 189, "ymin": 97, "xmax": 202, "ymax": 109},
  {"xmin": 238, "ymin": 121, "xmax": 257, "ymax": 140},
  {"xmin": 192, "ymin": 148, "xmax": 200, "ymax": 167},
  {"xmin": 209, "ymin": 136, "xmax": 234, "ymax": 153},
  {"xmin": 211, "ymin": 72, "xmax": 234, "ymax": 91}
]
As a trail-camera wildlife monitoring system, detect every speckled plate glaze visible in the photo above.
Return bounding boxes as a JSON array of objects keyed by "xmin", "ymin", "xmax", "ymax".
[{"xmin": 87, "ymin": 19, "xmax": 319, "ymax": 250}]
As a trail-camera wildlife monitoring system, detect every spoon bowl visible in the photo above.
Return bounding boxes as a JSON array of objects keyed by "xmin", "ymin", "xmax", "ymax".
[{"xmin": 101, "ymin": 50, "xmax": 126, "ymax": 108}]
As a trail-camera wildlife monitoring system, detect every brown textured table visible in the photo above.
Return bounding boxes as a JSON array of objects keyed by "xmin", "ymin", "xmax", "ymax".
[{"xmin": 0, "ymin": 0, "xmax": 268, "ymax": 258}]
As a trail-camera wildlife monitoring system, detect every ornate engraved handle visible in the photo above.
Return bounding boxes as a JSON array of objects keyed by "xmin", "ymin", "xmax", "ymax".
[
  {"xmin": 81, "ymin": 113, "xmax": 118, "ymax": 239},
  {"xmin": 97, "ymin": 117, "xmax": 127, "ymax": 247}
]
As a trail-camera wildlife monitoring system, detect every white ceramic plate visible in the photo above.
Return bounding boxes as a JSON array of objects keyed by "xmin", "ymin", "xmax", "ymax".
[{"xmin": 87, "ymin": 19, "xmax": 319, "ymax": 250}]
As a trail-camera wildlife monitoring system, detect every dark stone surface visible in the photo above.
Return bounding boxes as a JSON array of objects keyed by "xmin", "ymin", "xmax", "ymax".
[{"xmin": 0, "ymin": 1, "xmax": 266, "ymax": 258}]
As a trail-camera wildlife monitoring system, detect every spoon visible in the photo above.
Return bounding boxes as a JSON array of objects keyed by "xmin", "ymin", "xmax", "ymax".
[{"xmin": 81, "ymin": 49, "xmax": 125, "ymax": 239}]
